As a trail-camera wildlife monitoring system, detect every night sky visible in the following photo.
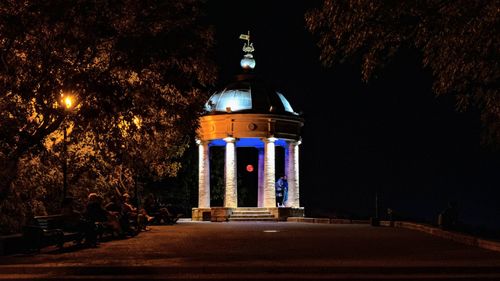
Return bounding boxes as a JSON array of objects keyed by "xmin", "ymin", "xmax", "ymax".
[{"xmin": 207, "ymin": 1, "xmax": 500, "ymax": 229}]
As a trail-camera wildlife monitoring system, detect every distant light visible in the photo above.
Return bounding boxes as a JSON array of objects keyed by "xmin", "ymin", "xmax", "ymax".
[
  {"xmin": 223, "ymin": 137, "xmax": 236, "ymax": 143},
  {"xmin": 246, "ymin": 164, "xmax": 254, "ymax": 172},
  {"xmin": 268, "ymin": 137, "xmax": 278, "ymax": 142},
  {"xmin": 263, "ymin": 230, "xmax": 279, "ymax": 233}
]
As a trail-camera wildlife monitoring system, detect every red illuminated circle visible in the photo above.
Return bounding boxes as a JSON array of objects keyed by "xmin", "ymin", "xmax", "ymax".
[{"xmin": 246, "ymin": 164, "xmax": 254, "ymax": 172}]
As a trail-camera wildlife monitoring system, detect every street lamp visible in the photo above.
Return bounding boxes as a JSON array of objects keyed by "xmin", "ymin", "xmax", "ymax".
[{"xmin": 60, "ymin": 93, "xmax": 75, "ymax": 202}]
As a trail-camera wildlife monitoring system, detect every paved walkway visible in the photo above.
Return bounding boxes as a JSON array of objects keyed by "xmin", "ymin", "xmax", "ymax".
[{"xmin": 1, "ymin": 220, "xmax": 500, "ymax": 280}]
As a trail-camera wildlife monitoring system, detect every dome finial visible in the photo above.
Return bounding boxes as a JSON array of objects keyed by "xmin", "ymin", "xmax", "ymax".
[{"xmin": 239, "ymin": 31, "xmax": 256, "ymax": 70}]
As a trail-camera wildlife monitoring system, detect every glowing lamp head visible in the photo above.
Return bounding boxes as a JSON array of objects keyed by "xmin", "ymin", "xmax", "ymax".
[
  {"xmin": 64, "ymin": 97, "xmax": 73, "ymax": 109},
  {"xmin": 60, "ymin": 93, "xmax": 75, "ymax": 111}
]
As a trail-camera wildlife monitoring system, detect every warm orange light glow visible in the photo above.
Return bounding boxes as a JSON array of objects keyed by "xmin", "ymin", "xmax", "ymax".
[
  {"xmin": 60, "ymin": 92, "xmax": 75, "ymax": 111},
  {"xmin": 133, "ymin": 116, "xmax": 142, "ymax": 127},
  {"xmin": 64, "ymin": 96, "xmax": 73, "ymax": 109}
]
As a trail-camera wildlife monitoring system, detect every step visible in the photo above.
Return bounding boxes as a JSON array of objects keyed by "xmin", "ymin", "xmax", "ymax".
[
  {"xmin": 232, "ymin": 208, "xmax": 268, "ymax": 211},
  {"xmin": 230, "ymin": 217, "xmax": 275, "ymax": 220},
  {"xmin": 231, "ymin": 211, "xmax": 272, "ymax": 215},
  {"xmin": 231, "ymin": 213, "xmax": 273, "ymax": 217},
  {"xmin": 228, "ymin": 217, "xmax": 277, "ymax": 222},
  {"xmin": 229, "ymin": 208, "xmax": 275, "ymax": 222}
]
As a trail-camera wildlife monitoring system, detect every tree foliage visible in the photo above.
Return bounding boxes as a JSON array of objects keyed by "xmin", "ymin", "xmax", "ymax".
[
  {"xmin": 0, "ymin": 0, "xmax": 216, "ymax": 233},
  {"xmin": 306, "ymin": 0, "xmax": 500, "ymax": 146}
]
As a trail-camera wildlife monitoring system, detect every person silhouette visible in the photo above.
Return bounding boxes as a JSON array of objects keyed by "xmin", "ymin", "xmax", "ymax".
[{"xmin": 275, "ymin": 175, "xmax": 288, "ymax": 207}]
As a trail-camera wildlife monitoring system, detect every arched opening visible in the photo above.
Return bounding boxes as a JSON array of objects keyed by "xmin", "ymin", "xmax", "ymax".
[
  {"xmin": 237, "ymin": 147, "xmax": 258, "ymax": 207},
  {"xmin": 209, "ymin": 146, "xmax": 224, "ymax": 207},
  {"xmin": 275, "ymin": 146, "xmax": 285, "ymax": 180}
]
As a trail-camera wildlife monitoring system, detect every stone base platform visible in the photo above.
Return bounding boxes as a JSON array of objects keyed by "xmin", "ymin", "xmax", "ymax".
[{"xmin": 192, "ymin": 207, "xmax": 305, "ymax": 222}]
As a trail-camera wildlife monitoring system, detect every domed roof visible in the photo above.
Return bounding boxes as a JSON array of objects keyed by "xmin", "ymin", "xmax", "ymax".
[{"xmin": 204, "ymin": 74, "xmax": 298, "ymax": 116}]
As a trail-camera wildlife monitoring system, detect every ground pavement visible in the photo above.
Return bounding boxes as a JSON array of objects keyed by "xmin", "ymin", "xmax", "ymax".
[{"xmin": 1, "ymin": 220, "xmax": 500, "ymax": 280}]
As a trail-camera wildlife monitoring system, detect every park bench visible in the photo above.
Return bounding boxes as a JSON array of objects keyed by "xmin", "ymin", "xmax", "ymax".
[{"xmin": 22, "ymin": 214, "xmax": 83, "ymax": 252}]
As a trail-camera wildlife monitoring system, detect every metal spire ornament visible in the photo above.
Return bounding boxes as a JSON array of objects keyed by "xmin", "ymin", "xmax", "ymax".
[{"xmin": 239, "ymin": 31, "xmax": 256, "ymax": 69}]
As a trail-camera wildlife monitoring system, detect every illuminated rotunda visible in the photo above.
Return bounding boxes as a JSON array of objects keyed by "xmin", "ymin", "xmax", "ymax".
[{"xmin": 192, "ymin": 32, "xmax": 304, "ymax": 221}]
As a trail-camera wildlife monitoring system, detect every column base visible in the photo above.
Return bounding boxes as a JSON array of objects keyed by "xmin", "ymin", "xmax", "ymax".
[
  {"xmin": 192, "ymin": 208, "xmax": 212, "ymax": 221},
  {"xmin": 267, "ymin": 207, "xmax": 305, "ymax": 221},
  {"xmin": 192, "ymin": 207, "xmax": 234, "ymax": 222}
]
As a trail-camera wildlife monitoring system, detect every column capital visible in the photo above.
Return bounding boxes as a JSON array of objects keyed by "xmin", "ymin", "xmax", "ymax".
[
  {"xmin": 196, "ymin": 139, "xmax": 211, "ymax": 146},
  {"xmin": 285, "ymin": 138, "xmax": 302, "ymax": 146},
  {"xmin": 262, "ymin": 137, "xmax": 278, "ymax": 143},
  {"xmin": 223, "ymin": 136, "xmax": 236, "ymax": 143}
]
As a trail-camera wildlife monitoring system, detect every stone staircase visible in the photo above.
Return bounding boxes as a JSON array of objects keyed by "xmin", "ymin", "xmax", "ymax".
[{"xmin": 228, "ymin": 208, "xmax": 276, "ymax": 222}]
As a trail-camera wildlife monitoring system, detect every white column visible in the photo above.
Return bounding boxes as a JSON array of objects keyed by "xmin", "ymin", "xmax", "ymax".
[
  {"xmin": 263, "ymin": 137, "xmax": 277, "ymax": 208},
  {"xmin": 285, "ymin": 140, "xmax": 300, "ymax": 208},
  {"xmin": 257, "ymin": 147, "xmax": 265, "ymax": 207},
  {"xmin": 224, "ymin": 137, "xmax": 237, "ymax": 208},
  {"xmin": 198, "ymin": 140, "xmax": 210, "ymax": 208}
]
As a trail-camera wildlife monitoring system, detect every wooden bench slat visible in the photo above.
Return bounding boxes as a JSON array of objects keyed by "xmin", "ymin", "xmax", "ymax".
[{"xmin": 23, "ymin": 214, "xmax": 83, "ymax": 252}]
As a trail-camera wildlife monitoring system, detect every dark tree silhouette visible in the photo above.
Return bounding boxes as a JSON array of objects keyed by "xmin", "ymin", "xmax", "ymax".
[
  {"xmin": 0, "ymin": 0, "xmax": 216, "ymax": 232},
  {"xmin": 306, "ymin": 0, "xmax": 499, "ymax": 147}
]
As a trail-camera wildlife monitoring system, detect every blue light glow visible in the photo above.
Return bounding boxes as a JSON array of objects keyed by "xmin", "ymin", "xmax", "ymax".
[
  {"xmin": 208, "ymin": 138, "xmax": 289, "ymax": 147},
  {"xmin": 209, "ymin": 139, "xmax": 227, "ymax": 146},
  {"xmin": 237, "ymin": 138, "xmax": 264, "ymax": 147},
  {"xmin": 275, "ymin": 139, "xmax": 287, "ymax": 147}
]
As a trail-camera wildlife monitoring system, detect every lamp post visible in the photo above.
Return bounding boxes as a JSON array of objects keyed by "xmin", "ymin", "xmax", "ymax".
[
  {"xmin": 60, "ymin": 94, "xmax": 75, "ymax": 202},
  {"xmin": 62, "ymin": 124, "xmax": 68, "ymax": 200}
]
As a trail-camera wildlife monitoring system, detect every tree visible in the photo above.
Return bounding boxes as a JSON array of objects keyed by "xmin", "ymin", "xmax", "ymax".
[
  {"xmin": 306, "ymin": 0, "xmax": 499, "ymax": 147},
  {"xmin": 0, "ymin": 0, "xmax": 216, "ymax": 233}
]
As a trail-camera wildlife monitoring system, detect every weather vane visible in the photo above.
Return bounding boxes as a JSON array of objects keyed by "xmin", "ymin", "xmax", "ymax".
[{"xmin": 239, "ymin": 31, "xmax": 254, "ymax": 53}]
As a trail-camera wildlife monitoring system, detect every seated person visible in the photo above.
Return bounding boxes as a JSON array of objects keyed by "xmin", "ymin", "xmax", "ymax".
[
  {"xmin": 83, "ymin": 193, "xmax": 108, "ymax": 245},
  {"xmin": 85, "ymin": 193, "xmax": 108, "ymax": 223},
  {"xmin": 120, "ymin": 193, "xmax": 140, "ymax": 235},
  {"xmin": 122, "ymin": 193, "xmax": 137, "ymax": 215}
]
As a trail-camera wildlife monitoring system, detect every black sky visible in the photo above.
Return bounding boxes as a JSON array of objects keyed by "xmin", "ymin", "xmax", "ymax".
[{"xmin": 206, "ymin": 0, "xmax": 500, "ymax": 229}]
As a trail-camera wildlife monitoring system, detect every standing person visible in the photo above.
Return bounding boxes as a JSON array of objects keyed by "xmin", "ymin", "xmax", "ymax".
[
  {"xmin": 282, "ymin": 175, "xmax": 288, "ymax": 206},
  {"xmin": 275, "ymin": 175, "xmax": 287, "ymax": 207}
]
